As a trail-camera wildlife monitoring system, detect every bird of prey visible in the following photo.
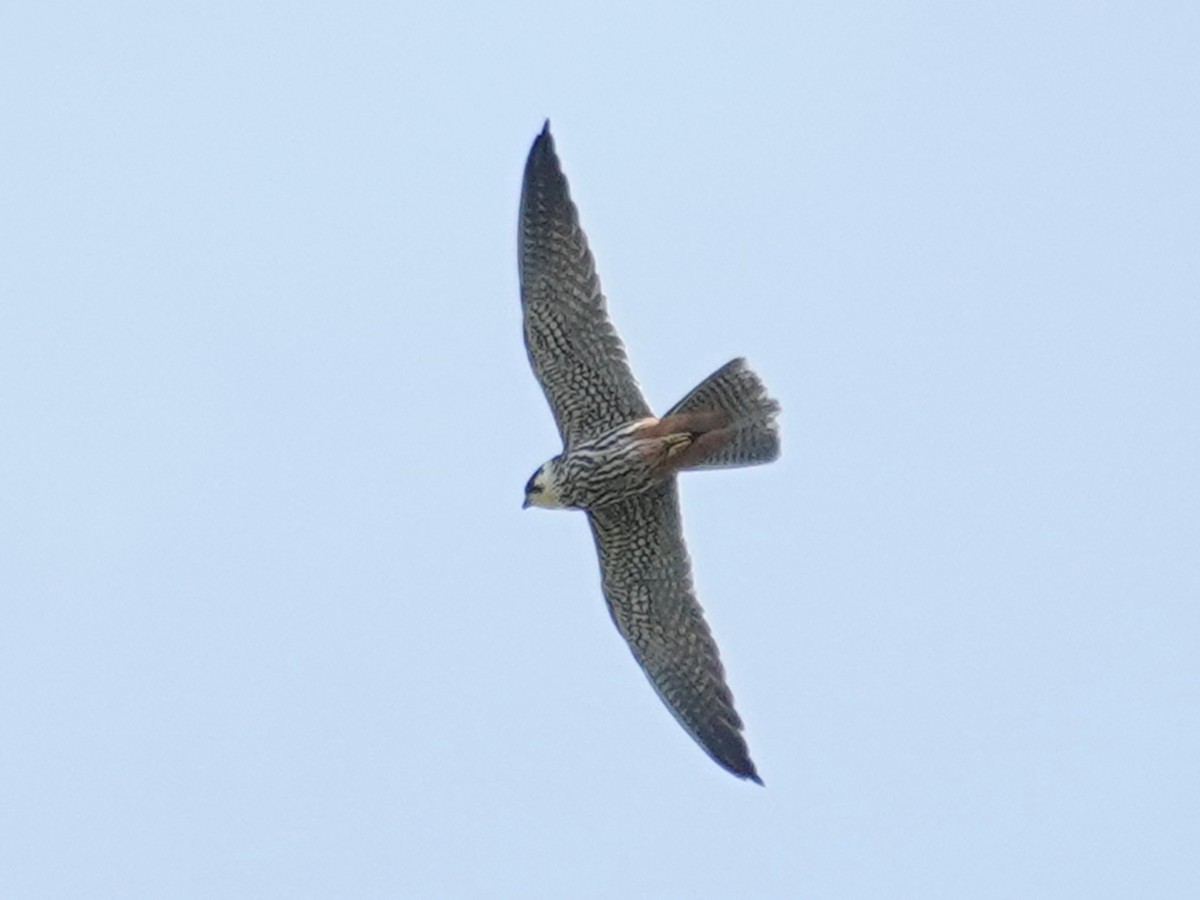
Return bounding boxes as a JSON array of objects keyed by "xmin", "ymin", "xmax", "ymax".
[{"xmin": 518, "ymin": 122, "xmax": 780, "ymax": 784}]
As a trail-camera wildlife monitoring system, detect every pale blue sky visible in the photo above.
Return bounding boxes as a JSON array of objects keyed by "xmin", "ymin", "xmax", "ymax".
[{"xmin": 2, "ymin": 2, "xmax": 1197, "ymax": 897}]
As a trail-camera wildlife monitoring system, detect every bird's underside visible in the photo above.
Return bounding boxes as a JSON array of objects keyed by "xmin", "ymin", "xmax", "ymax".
[{"xmin": 518, "ymin": 121, "xmax": 779, "ymax": 784}]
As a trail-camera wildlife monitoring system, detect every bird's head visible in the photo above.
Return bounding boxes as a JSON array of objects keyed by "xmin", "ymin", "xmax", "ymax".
[{"xmin": 523, "ymin": 459, "xmax": 565, "ymax": 509}]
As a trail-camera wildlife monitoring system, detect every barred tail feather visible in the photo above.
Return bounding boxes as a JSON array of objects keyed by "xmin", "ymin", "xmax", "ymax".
[{"xmin": 662, "ymin": 358, "xmax": 780, "ymax": 469}]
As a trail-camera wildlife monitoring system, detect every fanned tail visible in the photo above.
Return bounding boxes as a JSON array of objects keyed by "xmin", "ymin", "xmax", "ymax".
[{"xmin": 656, "ymin": 358, "xmax": 780, "ymax": 470}]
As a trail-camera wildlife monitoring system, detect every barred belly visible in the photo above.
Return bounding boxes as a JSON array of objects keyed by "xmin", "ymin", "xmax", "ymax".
[{"xmin": 557, "ymin": 420, "xmax": 668, "ymax": 509}]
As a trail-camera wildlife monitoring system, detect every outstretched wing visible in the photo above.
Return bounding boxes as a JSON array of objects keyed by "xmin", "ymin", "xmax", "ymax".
[
  {"xmin": 587, "ymin": 480, "xmax": 761, "ymax": 783},
  {"xmin": 519, "ymin": 122, "xmax": 651, "ymax": 448}
]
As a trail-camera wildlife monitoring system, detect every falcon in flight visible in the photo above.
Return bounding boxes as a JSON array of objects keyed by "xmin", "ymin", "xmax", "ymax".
[{"xmin": 518, "ymin": 122, "xmax": 780, "ymax": 784}]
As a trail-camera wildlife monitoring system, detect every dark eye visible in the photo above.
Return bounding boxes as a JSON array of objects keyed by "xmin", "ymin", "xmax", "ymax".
[{"xmin": 525, "ymin": 475, "xmax": 543, "ymax": 494}]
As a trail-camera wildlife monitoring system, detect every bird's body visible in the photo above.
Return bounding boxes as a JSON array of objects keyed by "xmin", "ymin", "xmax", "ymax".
[
  {"xmin": 525, "ymin": 402, "xmax": 754, "ymax": 510},
  {"xmin": 518, "ymin": 122, "xmax": 779, "ymax": 784}
]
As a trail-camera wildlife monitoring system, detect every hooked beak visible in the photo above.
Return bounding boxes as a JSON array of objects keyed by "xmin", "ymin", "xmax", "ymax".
[{"xmin": 521, "ymin": 497, "xmax": 531, "ymax": 509}]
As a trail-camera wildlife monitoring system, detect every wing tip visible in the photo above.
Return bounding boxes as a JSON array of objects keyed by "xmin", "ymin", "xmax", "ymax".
[
  {"xmin": 529, "ymin": 119, "xmax": 556, "ymax": 161},
  {"xmin": 696, "ymin": 722, "xmax": 764, "ymax": 785},
  {"xmin": 523, "ymin": 119, "xmax": 565, "ymax": 200},
  {"xmin": 726, "ymin": 755, "xmax": 764, "ymax": 786}
]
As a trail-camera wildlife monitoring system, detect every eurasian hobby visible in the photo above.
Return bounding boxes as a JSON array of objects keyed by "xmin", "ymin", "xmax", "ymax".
[{"xmin": 518, "ymin": 122, "xmax": 780, "ymax": 783}]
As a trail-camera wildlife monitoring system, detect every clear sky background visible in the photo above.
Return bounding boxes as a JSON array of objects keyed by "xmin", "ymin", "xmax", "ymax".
[{"xmin": 2, "ymin": 2, "xmax": 1197, "ymax": 898}]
